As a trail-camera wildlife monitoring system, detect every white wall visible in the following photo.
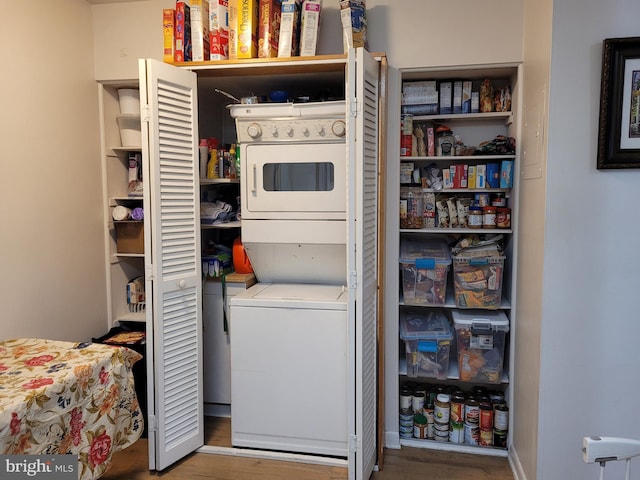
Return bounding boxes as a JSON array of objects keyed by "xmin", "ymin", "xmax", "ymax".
[
  {"xmin": 0, "ymin": 0, "xmax": 107, "ymax": 342},
  {"xmin": 536, "ymin": 0, "xmax": 640, "ymax": 478}
]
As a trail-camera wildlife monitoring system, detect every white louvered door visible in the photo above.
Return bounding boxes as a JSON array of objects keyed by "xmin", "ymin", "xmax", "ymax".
[
  {"xmin": 346, "ymin": 48, "xmax": 379, "ymax": 480},
  {"xmin": 139, "ymin": 58, "xmax": 204, "ymax": 471}
]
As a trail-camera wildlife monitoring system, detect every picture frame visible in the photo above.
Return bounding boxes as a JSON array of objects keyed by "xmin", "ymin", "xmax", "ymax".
[{"xmin": 597, "ymin": 37, "xmax": 640, "ymax": 169}]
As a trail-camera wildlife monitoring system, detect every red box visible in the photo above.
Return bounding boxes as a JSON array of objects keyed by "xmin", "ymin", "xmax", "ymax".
[
  {"xmin": 175, "ymin": 2, "xmax": 192, "ymax": 62},
  {"xmin": 210, "ymin": 0, "xmax": 229, "ymax": 60},
  {"xmin": 258, "ymin": 0, "xmax": 281, "ymax": 58}
]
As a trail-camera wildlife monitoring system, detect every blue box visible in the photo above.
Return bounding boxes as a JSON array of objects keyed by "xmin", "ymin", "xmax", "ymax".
[{"xmin": 500, "ymin": 160, "xmax": 514, "ymax": 188}]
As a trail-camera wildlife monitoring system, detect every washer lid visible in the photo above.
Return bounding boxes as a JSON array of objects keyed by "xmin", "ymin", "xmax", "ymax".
[{"xmin": 230, "ymin": 283, "xmax": 348, "ymax": 309}]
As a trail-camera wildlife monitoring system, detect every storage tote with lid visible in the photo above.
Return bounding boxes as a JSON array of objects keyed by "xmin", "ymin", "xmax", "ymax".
[
  {"xmin": 400, "ymin": 309, "xmax": 453, "ymax": 379},
  {"xmin": 400, "ymin": 237, "xmax": 451, "ymax": 305},
  {"xmin": 452, "ymin": 254, "xmax": 506, "ymax": 309},
  {"xmin": 451, "ymin": 309, "xmax": 509, "ymax": 384}
]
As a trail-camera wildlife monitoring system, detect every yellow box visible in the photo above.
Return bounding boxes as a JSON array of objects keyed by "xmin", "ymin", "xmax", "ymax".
[
  {"xmin": 236, "ymin": 0, "xmax": 259, "ymax": 58},
  {"xmin": 228, "ymin": 0, "xmax": 238, "ymax": 59},
  {"xmin": 163, "ymin": 9, "xmax": 175, "ymax": 63}
]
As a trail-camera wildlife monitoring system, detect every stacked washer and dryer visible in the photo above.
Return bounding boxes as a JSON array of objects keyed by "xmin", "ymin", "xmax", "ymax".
[{"xmin": 228, "ymin": 101, "xmax": 351, "ymax": 457}]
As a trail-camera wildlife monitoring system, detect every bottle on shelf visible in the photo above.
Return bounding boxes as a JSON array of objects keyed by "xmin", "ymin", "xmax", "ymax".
[{"xmin": 199, "ymin": 139, "xmax": 209, "ymax": 179}]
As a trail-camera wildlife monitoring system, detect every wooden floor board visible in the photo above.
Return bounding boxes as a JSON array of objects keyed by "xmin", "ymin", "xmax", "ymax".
[{"xmin": 101, "ymin": 416, "xmax": 513, "ymax": 480}]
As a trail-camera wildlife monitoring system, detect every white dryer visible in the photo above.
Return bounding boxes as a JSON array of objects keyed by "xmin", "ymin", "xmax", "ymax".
[{"xmin": 229, "ymin": 282, "xmax": 348, "ymax": 457}]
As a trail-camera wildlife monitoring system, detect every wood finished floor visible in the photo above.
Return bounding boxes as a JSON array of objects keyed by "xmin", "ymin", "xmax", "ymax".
[{"xmin": 101, "ymin": 417, "xmax": 514, "ymax": 480}]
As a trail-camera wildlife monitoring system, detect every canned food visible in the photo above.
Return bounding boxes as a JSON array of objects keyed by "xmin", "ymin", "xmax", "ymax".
[
  {"xmin": 413, "ymin": 414, "xmax": 428, "ymax": 439},
  {"xmin": 412, "ymin": 391, "xmax": 425, "ymax": 415},
  {"xmin": 494, "ymin": 404, "xmax": 509, "ymax": 431},
  {"xmin": 449, "ymin": 421, "xmax": 464, "ymax": 444},
  {"xmin": 479, "ymin": 428, "xmax": 493, "ymax": 447},
  {"xmin": 464, "ymin": 422, "xmax": 479, "ymax": 446},
  {"xmin": 450, "ymin": 394, "xmax": 465, "ymax": 424},
  {"xmin": 479, "ymin": 402, "xmax": 494, "ymax": 431},
  {"xmin": 400, "ymin": 387, "xmax": 412, "ymax": 411},
  {"xmin": 494, "ymin": 428, "xmax": 508, "ymax": 448},
  {"xmin": 464, "ymin": 399, "xmax": 480, "ymax": 425}
]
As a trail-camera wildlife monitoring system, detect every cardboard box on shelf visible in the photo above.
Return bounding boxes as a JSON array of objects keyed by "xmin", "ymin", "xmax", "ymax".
[
  {"xmin": 175, "ymin": 2, "xmax": 192, "ymax": 62},
  {"xmin": 236, "ymin": 0, "xmax": 259, "ymax": 58},
  {"xmin": 339, "ymin": 0, "xmax": 367, "ymax": 52},
  {"xmin": 228, "ymin": 0, "xmax": 238, "ymax": 58},
  {"xmin": 163, "ymin": 9, "xmax": 176, "ymax": 63},
  {"xmin": 258, "ymin": 0, "xmax": 282, "ymax": 58},
  {"xmin": 115, "ymin": 221, "xmax": 144, "ymax": 254},
  {"xmin": 190, "ymin": 0, "xmax": 210, "ymax": 61},
  {"xmin": 299, "ymin": 0, "xmax": 321, "ymax": 56},
  {"xmin": 210, "ymin": 0, "xmax": 229, "ymax": 59},
  {"xmin": 277, "ymin": 0, "xmax": 301, "ymax": 57}
]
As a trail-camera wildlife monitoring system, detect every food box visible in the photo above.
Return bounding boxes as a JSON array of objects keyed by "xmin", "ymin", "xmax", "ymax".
[
  {"xmin": 452, "ymin": 255, "xmax": 505, "ymax": 309},
  {"xmin": 210, "ymin": 0, "xmax": 230, "ymax": 60},
  {"xmin": 115, "ymin": 221, "xmax": 144, "ymax": 254},
  {"xmin": 175, "ymin": 2, "xmax": 192, "ymax": 62},
  {"xmin": 277, "ymin": 0, "xmax": 301, "ymax": 57},
  {"xmin": 162, "ymin": 9, "xmax": 176, "ymax": 63},
  {"xmin": 228, "ymin": 0, "xmax": 258, "ymax": 59},
  {"xmin": 339, "ymin": 0, "xmax": 367, "ymax": 52},
  {"xmin": 258, "ymin": 0, "xmax": 282, "ymax": 58},
  {"xmin": 452, "ymin": 309, "xmax": 509, "ymax": 383},
  {"xmin": 190, "ymin": 0, "xmax": 211, "ymax": 61},
  {"xmin": 400, "ymin": 309, "xmax": 453, "ymax": 379},
  {"xmin": 400, "ymin": 237, "xmax": 451, "ymax": 305},
  {"xmin": 299, "ymin": 0, "xmax": 321, "ymax": 56}
]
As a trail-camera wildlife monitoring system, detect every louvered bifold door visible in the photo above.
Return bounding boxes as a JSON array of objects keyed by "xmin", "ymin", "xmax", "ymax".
[
  {"xmin": 346, "ymin": 48, "xmax": 379, "ymax": 480},
  {"xmin": 139, "ymin": 58, "xmax": 204, "ymax": 472}
]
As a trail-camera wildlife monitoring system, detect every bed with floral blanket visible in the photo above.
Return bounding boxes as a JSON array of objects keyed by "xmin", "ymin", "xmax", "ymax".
[{"xmin": 0, "ymin": 338, "xmax": 144, "ymax": 479}]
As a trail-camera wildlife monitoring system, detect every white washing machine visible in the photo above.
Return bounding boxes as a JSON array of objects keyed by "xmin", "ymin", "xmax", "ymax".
[{"xmin": 229, "ymin": 282, "xmax": 348, "ymax": 457}]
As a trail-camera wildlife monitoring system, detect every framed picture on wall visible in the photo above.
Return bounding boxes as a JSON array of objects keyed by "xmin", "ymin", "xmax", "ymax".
[{"xmin": 597, "ymin": 37, "xmax": 640, "ymax": 169}]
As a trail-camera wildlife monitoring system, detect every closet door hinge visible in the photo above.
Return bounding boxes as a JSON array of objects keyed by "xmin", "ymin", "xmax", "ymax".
[
  {"xmin": 145, "ymin": 264, "xmax": 154, "ymax": 281},
  {"xmin": 141, "ymin": 105, "xmax": 151, "ymax": 123},
  {"xmin": 349, "ymin": 434, "xmax": 359, "ymax": 453},
  {"xmin": 349, "ymin": 271, "xmax": 358, "ymax": 289},
  {"xmin": 147, "ymin": 414, "xmax": 156, "ymax": 432},
  {"xmin": 349, "ymin": 99, "xmax": 359, "ymax": 117}
]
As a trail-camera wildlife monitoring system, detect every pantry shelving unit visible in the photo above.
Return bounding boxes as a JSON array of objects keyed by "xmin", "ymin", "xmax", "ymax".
[{"xmin": 385, "ymin": 63, "xmax": 522, "ymax": 457}]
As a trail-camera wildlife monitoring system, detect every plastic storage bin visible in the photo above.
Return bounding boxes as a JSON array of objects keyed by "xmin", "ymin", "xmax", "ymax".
[
  {"xmin": 452, "ymin": 254, "xmax": 505, "ymax": 309},
  {"xmin": 452, "ymin": 309, "xmax": 509, "ymax": 384},
  {"xmin": 400, "ymin": 238, "xmax": 451, "ymax": 305},
  {"xmin": 400, "ymin": 309, "xmax": 453, "ymax": 379}
]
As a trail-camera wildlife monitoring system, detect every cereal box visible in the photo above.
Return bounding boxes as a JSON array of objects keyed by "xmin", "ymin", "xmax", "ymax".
[
  {"xmin": 175, "ymin": 2, "xmax": 192, "ymax": 62},
  {"xmin": 339, "ymin": 0, "xmax": 367, "ymax": 52},
  {"xmin": 236, "ymin": 0, "xmax": 259, "ymax": 58},
  {"xmin": 299, "ymin": 0, "xmax": 321, "ymax": 56},
  {"xmin": 163, "ymin": 9, "xmax": 176, "ymax": 63},
  {"xmin": 258, "ymin": 0, "xmax": 281, "ymax": 58},
  {"xmin": 277, "ymin": 0, "xmax": 301, "ymax": 57},
  {"xmin": 228, "ymin": 0, "xmax": 238, "ymax": 58},
  {"xmin": 210, "ymin": 0, "xmax": 229, "ymax": 59},
  {"xmin": 191, "ymin": 0, "xmax": 211, "ymax": 61}
]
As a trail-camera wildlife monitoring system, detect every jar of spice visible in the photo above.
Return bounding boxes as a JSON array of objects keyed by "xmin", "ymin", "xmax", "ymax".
[{"xmin": 483, "ymin": 205, "xmax": 497, "ymax": 228}]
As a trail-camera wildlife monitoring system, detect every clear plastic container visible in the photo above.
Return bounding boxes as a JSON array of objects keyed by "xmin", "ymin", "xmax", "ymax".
[
  {"xmin": 400, "ymin": 238, "xmax": 451, "ymax": 305},
  {"xmin": 452, "ymin": 309, "xmax": 509, "ymax": 383},
  {"xmin": 452, "ymin": 255, "xmax": 505, "ymax": 309},
  {"xmin": 400, "ymin": 309, "xmax": 453, "ymax": 379}
]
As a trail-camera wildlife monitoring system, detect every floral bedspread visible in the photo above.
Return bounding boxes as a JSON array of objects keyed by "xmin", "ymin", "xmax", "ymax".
[{"xmin": 0, "ymin": 338, "xmax": 143, "ymax": 479}]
